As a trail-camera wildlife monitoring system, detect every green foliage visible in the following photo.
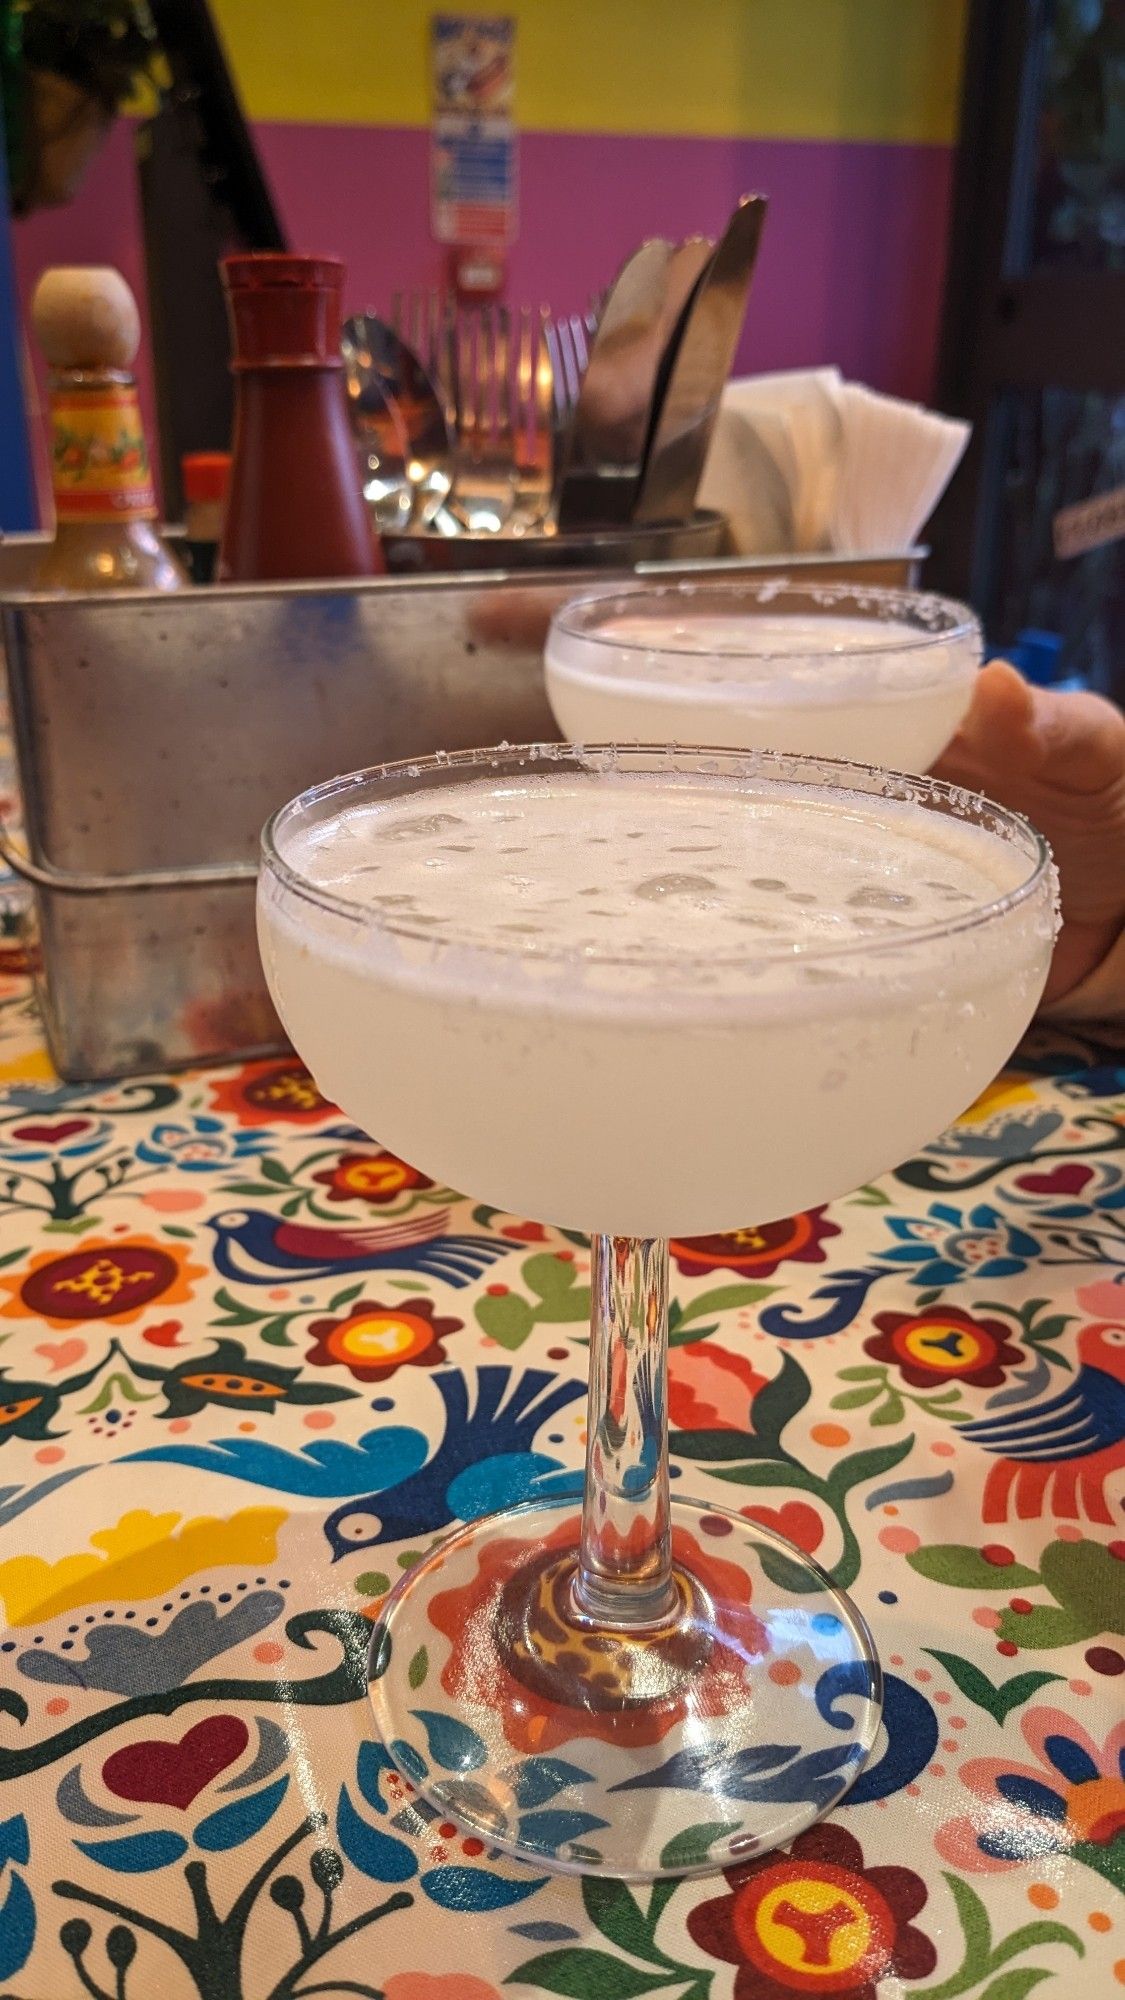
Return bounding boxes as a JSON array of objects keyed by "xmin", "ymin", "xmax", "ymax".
[
  {"xmin": 906, "ymin": 1545, "xmax": 1040, "ymax": 1590},
  {"xmin": 924, "ymin": 1649, "xmax": 1063, "ymax": 1723},
  {"xmin": 913, "ymin": 1873, "xmax": 1083, "ymax": 2000},
  {"xmin": 831, "ymin": 1362, "xmax": 965, "ymax": 1425},
  {"xmin": 675, "ymin": 1350, "xmax": 913, "ymax": 1590},
  {"xmin": 475, "ymin": 1251, "xmax": 590, "ymax": 1349},
  {"xmin": 16, "ymin": 0, "xmax": 162, "ymax": 110}
]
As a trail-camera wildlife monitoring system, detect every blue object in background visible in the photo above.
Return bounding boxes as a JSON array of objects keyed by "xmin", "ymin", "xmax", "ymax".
[
  {"xmin": 988, "ymin": 627, "xmax": 1087, "ymax": 692},
  {"xmin": 0, "ymin": 98, "xmax": 36, "ymax": 532}
]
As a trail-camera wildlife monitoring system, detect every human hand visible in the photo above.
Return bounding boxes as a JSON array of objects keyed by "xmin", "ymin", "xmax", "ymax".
[
  {"xmin": 931, "ymin": 659, "xmax": 1125, "ymax": 1007},
  {"xmin": 466, "ymin": 584, "xmax": 570, "ymax": 652}
]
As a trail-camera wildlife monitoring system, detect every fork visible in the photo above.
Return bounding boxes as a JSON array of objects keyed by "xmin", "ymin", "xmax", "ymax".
[
  {"xmin": 545, "ymin": 315, "xmax": 592, "ymax": 514},
  {"xmin": 450, "ymin": 304, "xmax": 519, "ymax": 533},
  {"xmin": 389, "ymin": 292, "xmax": 588, "ymax": 532},
  {"xmin": 509, "ymin": 306, "xmax": 554, "ymax": 531}
]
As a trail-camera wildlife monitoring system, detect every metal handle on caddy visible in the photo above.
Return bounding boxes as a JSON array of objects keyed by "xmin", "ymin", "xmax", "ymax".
[{"xmin": 0, "ymin": 820, "xmax": 258, "ymax": 897}]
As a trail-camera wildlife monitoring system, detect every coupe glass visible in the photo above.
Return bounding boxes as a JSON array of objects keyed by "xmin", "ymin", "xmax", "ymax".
[
  {"xmin": 259, "ymin": 743, "xmax": 1055, "ymax": 1881},
  {"xmin": 545, "ymin": 580, "xmax": 981, "ymax": 771}
]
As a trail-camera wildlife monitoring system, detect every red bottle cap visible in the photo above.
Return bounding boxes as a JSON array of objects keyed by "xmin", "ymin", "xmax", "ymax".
[
  {"xmin": 181, "ymin": 451, "xmax": 231, "ymax": 504},
  {"xmin": 220, "ymin": 253, "xmax": 346, "ymax": 369}
]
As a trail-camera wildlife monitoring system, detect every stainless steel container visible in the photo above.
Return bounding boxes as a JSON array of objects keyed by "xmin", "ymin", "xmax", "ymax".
[
  {"xmin": 381, "ymin": 510, "xmax": 725, "ymax": 573},
  {"xmin": 0, "ymin": 548, "xmax": 924, "ymax": 1081}
]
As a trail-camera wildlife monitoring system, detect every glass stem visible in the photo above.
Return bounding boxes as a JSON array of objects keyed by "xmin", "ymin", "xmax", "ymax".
[{"xmin": 574, "ymin": 1235, "xmax": 678, "ymax": 1629}]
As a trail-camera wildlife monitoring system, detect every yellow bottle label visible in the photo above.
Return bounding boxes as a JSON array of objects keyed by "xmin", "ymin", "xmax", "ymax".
[{"xmin": 49, "ymin": 384, "xmax": 157, "ymax": 521}]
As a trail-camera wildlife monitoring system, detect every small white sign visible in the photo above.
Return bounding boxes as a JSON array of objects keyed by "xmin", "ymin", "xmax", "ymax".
[{"xmin": 1053, "ymin": 484, "xmax": 1125, "ymax": 559}]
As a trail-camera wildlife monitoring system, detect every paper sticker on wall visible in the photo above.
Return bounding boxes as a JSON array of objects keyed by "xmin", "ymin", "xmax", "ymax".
[
  {"xmin": 1054, "ymin": 482, "xmax": 1125, "ymax": 558},
  {"xmin": 431, "ymin": 15, "xmax": 517, "ymax": 248}
]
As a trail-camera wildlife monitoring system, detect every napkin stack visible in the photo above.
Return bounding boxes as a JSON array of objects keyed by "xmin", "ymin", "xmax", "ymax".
[{"xmin": 699, "ymin": 367, "xmax": 970, "ymax": 556}]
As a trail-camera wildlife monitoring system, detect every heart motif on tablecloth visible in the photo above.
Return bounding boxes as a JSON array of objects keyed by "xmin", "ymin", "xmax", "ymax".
[
  {"xmin": 102, "ymin": 1716, "xmax": 249, "ymax": 1809},
  {"xmin": 1014, "ymin": 1162, "xmax": 1095, "ymax": 1196},
  {"xmin": 740, "ymin": 1501, "xmax": 825, "ymax": 1553},
  {"xmin": 10, "ymin": 1119, "xmax": 91, "ymax": 1143},
  {"xmin": 34, "ymin": 1338, "xmax": 86, "ymax": 1372},
  {"xmin": 142, "ymin": 1319, "xmax": 185, "ymax": 1347}
]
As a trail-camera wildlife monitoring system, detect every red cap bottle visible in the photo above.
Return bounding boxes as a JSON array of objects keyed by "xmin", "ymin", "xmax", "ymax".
[{"xmin": 217, "ymin": 253, "xmax": 380, "ymax": 581}]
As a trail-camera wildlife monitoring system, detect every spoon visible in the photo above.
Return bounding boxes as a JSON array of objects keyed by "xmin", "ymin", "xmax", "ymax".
[{"xmin": 343, "ymin": 314, "xmax": 456, "ymax": 530}]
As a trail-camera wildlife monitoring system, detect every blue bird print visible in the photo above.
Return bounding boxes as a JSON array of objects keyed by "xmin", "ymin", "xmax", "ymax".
[
  {"xmin": 205, "ymin": 1206, "xmax": 509, "ymax": 1288},
  {"xmin": 125, "ymin": 1425, "xmax": 433, "ymax": 1497},
  {"xmin": 957, "ymin": 1321, "xmax": 1125, "ymax": 1524},
  {"xmin": 324, "ymin": 1365, "xmax": 584, "ymax": 1558}
]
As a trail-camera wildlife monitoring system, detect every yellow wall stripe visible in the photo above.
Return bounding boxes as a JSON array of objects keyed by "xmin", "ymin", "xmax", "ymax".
[{"xmin": 211, "ymin": 0, "xmax": 968, "ymax": 145}]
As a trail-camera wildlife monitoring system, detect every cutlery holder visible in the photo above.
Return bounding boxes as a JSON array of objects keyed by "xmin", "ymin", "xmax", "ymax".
[{"xmin": 0, "ymin": 549, "xmax": 923, "ymax": 1081}]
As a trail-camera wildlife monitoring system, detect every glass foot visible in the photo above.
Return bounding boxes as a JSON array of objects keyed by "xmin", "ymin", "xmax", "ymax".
[{"xmin": 367, "ymin": 1495, "xmax": 882, "ymax": 1880}]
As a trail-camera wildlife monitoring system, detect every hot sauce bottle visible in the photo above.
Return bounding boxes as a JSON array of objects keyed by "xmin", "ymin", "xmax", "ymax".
[{"xmin": 30, "ymin": 265, "xmax": 187, "ymax": 592}]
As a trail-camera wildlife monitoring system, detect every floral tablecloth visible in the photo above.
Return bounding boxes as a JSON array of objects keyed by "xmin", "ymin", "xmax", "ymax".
[{"xmin": 0, "ymin": 949, "xmax": 1121, "ymax": 2000}]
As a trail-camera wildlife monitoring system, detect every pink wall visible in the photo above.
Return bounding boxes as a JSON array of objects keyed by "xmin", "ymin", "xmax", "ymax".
[
  {"xmin": 11, "ymin": 118, "xmax": 955, "ymax": 522},
  {"xmin": 257, "ymin": 124, "xmax": 954, "ymax": 404}
]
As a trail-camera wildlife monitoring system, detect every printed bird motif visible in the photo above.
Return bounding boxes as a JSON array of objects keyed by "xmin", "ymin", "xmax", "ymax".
[
  {"xmin": 957, "ymin": 1322, "xmax": 1125, "ymax": 1524},
  {"xmin": 324, "ymin": 1365, "xmax": 584, "ymax": 1557},
  {"xmin": 126, "ymin": 1425, "xmax": 434, "ymax": 1497},
  {"xmin": 205, "ymin": 1206, "xmax": 509, "ymax": 1288}
]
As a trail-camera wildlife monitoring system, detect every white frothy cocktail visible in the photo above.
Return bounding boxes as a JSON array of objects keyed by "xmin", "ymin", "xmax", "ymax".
[
  {"xmin": 260, "ymin": 750, "xmax": 1054, "ymax": 1239},
  {"xmin": 545, "ymin": 582, "xmax": 980, "ymax": 771},
  {"xmin": 258, "ymin": 744, "xmax": 1056, "ymax": 1882}
]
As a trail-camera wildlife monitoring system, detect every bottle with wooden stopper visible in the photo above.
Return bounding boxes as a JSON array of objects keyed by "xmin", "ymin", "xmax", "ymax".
[
  {"xmin": 218, "ymin": 253, "xmax": 380, "ymax": 581},
  {"xmin": 30, "ymin": 266, "xmax": 187, "ymax": 591}
]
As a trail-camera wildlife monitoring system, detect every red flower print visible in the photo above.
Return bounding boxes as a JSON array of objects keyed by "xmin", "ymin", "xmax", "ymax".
[
  {"xmin": 688, "ymin": 1823, "xmax": 936, "ymax": 1998},
  {"xmin": 428, "ymin": 1516, "xmax": 766, "ymax": 1754},
  {"xmin": 208, "ymin": 1058, "xmax": 334, "ymax": 1127},
  {"xmin": 305, "ymin": 1298, "xmax": 462, "ymax": 1381},
  {"xmin": 668, "ymin": 1340, "xmax": 767, "ymax": 1431},
  {"xmin": 312, "ymin": 1150, "xmax": 434, "ymax": 1206},
  {"xmin": 740, "ymin": 1502, "xmax": 825, "ymax": 1555},
  {"xmin": 864, "ymin": 1306, "xmax": 1023, "ymax": 1389},
  {"xmin": 0, "ymin": 1237, "xmax": 204, "ymax": 1328},
  {"xmin": 384, "ymin": 1979, "xmax": 504, "ymax": 2000},
  {"xmin": 672, "ymin": 1209, "xmax": 840, "ymax": 1279},
  {"xmin": 936, "ymin": 1704, "xmax": 1125, "ymax": 1875}
]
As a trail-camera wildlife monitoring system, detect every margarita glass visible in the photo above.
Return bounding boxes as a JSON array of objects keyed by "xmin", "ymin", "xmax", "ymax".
[
  {"xmin": 259, "ymin": 744, "xmax": 1055, "ymax": 1880},
  {"xmin": 545, "ymin": 581, "xmax": 981, "ymax": 770}
]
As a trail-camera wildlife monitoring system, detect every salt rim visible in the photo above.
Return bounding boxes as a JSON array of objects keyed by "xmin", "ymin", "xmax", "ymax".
[
  {"xmin": 262, "ymin": 741, "xmax": 1056, "ymax": 970},
  {"xmin": 546, "ymin": 580, "xmax": 981, "ymax": 697},
  {"xmin": 553, "ymin": 579, "xmax": 979, "ymax": 654}
]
